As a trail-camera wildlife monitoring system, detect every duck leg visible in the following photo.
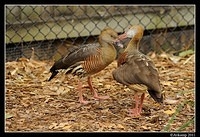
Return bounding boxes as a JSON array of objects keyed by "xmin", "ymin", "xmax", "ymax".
[
  {"xmin": 87, "ymin": 76, "xmax": 109, "ymax": 100},
  {"xmin": 77, "ymin": 80, "xmax": 89, "ymax": 104},
  {"xmin": 129, "ymin": 93, "xmax": 140, "ymax": 117},
  {"xmin": 129, "ymin": 93, "xmax": 145, "ymax": 117},
  {"xmin": 138, "ymin": 93, "xmax": 145, "ymax": 114}
]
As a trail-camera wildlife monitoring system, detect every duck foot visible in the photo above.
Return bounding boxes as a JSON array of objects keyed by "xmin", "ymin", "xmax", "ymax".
[
  {"xmin": 128, "ymin": 108, "xmax": 141, "ymax": 118},
  {"xmin": 93, "ymin": 94, "xmax": 110, "ymax": 100},
  {"xmin": 78, "ymin": 98, "xmax": 90, "ymax": 104}
]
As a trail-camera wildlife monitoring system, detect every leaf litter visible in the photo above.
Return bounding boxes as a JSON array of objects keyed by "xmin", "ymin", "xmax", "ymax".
[{"xmin": 5, "ymin": 53, "xmax": 195, "ymax": 132}]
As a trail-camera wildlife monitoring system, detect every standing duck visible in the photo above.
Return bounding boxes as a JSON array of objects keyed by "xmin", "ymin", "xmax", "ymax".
[
  {"xmin": 48, "ymin": 27, "xmax": 119, "ymax": 104},
  {"xmin": 112, "ymin": 25, "xmax": 163, "ymax": 117}
]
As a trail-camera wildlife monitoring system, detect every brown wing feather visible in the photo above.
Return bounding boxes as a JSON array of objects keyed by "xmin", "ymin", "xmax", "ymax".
[
  {"xmin": 82, "ymin": 48, "xmax": 106, "ymax": 75},
  {"xmin": 113, "ymin": 51, "xmax": 161, "ymax": 92},
  {"xmin": 117, "ymin": 52, "xmax": 128, "ymax": 67},
  {"xmin": 49, "ymin": 43, "xmax": 101, "ymax": 80},
  {"xmin": 62, "ymin": 43, "xmax": 101, "ymax": 67}
]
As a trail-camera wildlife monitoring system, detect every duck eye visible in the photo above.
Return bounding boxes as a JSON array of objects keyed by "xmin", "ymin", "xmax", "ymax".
[{"xmin": 111, "ymin": 35, "xmax": 116, "ymax": 38}]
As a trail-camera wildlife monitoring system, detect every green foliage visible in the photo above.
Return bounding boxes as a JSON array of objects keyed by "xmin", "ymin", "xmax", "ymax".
[{"xmin": 163, "ymin": 100, "xmax": 194, "ymax": 131}]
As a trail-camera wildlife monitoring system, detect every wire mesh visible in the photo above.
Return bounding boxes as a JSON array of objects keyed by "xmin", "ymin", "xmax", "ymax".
[{"xmin": 5, "ymin": 5, "xmax": 195, "ymax": 62}]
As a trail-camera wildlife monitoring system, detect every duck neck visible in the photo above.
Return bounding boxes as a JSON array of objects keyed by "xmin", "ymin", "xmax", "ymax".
[
  {"xmin": 101, "ymin": 42, "xmax": 117, "ymax": 64},
  {"xmin": 125, "ymin": 38, "xmax": 140, "ymax": 52}
]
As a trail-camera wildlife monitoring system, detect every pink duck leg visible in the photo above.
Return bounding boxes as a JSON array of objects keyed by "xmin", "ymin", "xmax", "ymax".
[
  {"xmin": 129, "ymin": 93, "xmax": 145, "ymax": 117},
  {"xmin": 87, "ymin": 77, "xmax": 109, "ymax": 100}
]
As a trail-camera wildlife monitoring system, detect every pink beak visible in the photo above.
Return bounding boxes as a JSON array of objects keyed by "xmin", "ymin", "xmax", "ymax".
[
  {"xmin": 113, "ymin": 32, "xmax": 128, "ymax": 43},
  {"xmin": 112, "ymin": 32, "xmax": 128, "ymax": 48},
  {"xmin": 117, "ymin": 33, "xmax": 128, "ymax": 41}
]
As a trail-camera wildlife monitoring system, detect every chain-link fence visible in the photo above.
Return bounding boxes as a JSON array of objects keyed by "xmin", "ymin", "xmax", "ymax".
[{"xmin": 5, "ymin": 5, "xmax": 195, "ymax": 62}]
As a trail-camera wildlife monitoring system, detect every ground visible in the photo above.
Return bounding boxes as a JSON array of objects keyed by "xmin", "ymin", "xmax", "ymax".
[{"xmin": 5, "ymin": 52, "xmax": 195, "ymax": 132}]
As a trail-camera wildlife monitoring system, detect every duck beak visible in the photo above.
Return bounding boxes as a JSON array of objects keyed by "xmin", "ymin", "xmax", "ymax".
[
  {"xmin": 117, "ymin": 33, "xmax": 128, "ymax": 41},
  {"xmin": 112, "ymin": 32, "xmax": 128, "ymax": 48}
]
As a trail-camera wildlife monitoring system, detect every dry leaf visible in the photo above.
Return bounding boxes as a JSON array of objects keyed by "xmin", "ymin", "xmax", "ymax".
[
  {"xmin": 97, "ymin": 83, "xmax": 104, "ymax": 86},
  {"xmin": 101, "ymin": 108, "xmax": 109, "ymax": 113},
  {"xmin": 62, "ymin": 125, "xmax": 72, "ymax": 130},
  {"xmin": 44, "ymin": 97, "xmax": 54, "ymax": 103},
  {"xmin": 61, "ymin": 87, "xmax": 71, "ymax": 95},
  {"xmin": 36, "ymin": 95, "xmax": 47, "ymax": 99},
  {"xmin": 57, "ymin": 122, "xmax": 68, "ymax": 127},
  {"xmin": 163, "ymin": 109, "xmax": 176, "ymax": 115},
  {"xmin": 30, "ymin": 59, "xmax": 46, "ymax": 67},
  {"xmin": 10, "ymin": 68, "xmax": 18, "ymax": 75},
  {"xmin": 164, "ymin": 98, "xmax": 178, "ymax": 104},
  {"xmin": 141, "ymin": 125, "xmax": 148, "ymax": 130},
  {"xmin": 124, "ymin": 88, "xmax": 130, "ymax": 92},
  {"xmin": 49, "ymin": 122, "xmax": 58, "ymax": 129},
  {"xmin": 162, "ymin": 81, "xmax": 174, "ymax": 86},
  {"xmin": 104, "ymin": 84, "xmax": 111, "ymax": 89},
  {"xmin": 117, "ymin": 124, "xmax": 125, "ymax": 129},
  {"xmin": 6, "ymin": 113, "xmax": 13, "ymax": 119},
  {"xmin": 160, "ymin": 52, "xmax": 169, "ymax": 59},
  {"xmin": 122, "ymin": 117, "xmax": 132, "ymax": 122},
  {"xmin": 57, "ymin": 86, "xmax": 65, "ymax": 95},
  {"xmin": 169, "ymin": 55, "xmax": 182, "ymax": 63},
  {"xmin": 49, "ymin": 86, "xmax": 59, "ymax": 91},
  {"xmin": 67, "ymin": 85, "xmax": 75, "ymax": 89},
  {"xmin": 150, "ymin": 52, "xmax": 156, "ymax": 58},
  {"xmin": 42, "ymin": 89, "xmax": 58, "ymax": 95}
]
